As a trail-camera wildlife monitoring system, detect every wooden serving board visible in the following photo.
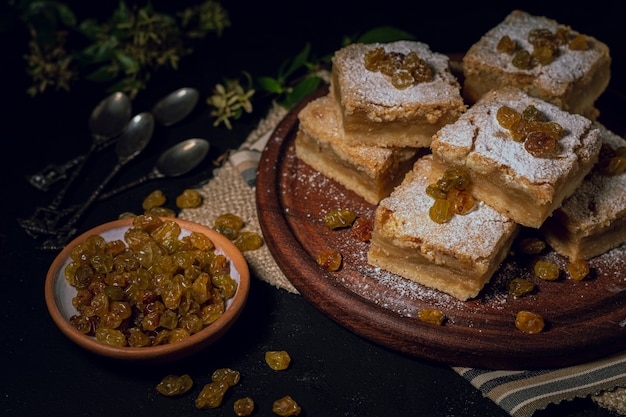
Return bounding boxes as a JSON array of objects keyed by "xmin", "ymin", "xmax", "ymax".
[{"xmin": 255, "ymin": 86, "xmax": 626, "ymax": 370}]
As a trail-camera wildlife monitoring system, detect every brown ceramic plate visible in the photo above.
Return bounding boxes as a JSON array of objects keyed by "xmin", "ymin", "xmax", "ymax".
[{"xmin": 256, "ymin": 85, "xmax": 626, "ymax": 370}]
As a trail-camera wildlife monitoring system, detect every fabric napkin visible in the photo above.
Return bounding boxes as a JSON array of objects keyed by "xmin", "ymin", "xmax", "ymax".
[{"xmin": 179, "ymin": 103, "xmax": 626, "ymax": 417}]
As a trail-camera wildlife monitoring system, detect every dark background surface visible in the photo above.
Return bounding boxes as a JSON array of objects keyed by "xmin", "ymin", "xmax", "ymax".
[{"xmin": 1, "ymin": 1, "xmax": 624, "ymax": 416}]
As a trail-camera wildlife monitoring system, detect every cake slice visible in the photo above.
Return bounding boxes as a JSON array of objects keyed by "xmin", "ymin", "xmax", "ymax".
[
  {"xmin": 295, "ymin": 94, "xmax": 421, "ymax": 205},
  {"xmin": 541, "ymin": 124, "xmax": 626, "ymax": 260},
  {"xmin": 462, "ymin": 9, "xmax": 611, "ymax": 119},
  {"xmin": 368, "ymin": 155, "xmax": 519, "ymax": 301},
  {"xmin": 430, "ymin": 86, "xmax": 602, "ymax": 228},
  {"xmin": 331, "ymin": 40, "xmax": 465, "ymax": 148}
]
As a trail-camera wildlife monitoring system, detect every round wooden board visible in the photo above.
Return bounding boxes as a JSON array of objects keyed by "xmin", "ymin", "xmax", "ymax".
[{"xmin": 255, "ymin": 86, "xmax": 626, "ymax": 370}]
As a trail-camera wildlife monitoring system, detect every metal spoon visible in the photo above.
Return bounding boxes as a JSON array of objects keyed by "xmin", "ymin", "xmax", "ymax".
[
  {"xmin": 40, "ymin": 112, "xmax": 155, "ymax": 250},
  {"xmin": 151, "ymin": 87, "xmax": 200, "ymax": 126},
  {"xmin": 97, "ymin": 138, "xmax": 210, "ymax": 201},
  {"xmin": 26, "ymin": 92, "xmax": 132, "ymax": 192}
]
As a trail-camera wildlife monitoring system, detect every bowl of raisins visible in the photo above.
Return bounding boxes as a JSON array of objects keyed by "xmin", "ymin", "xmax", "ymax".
[{"xmin": 45, "ymin": 215, "xmax": 250, "ymax": 362}]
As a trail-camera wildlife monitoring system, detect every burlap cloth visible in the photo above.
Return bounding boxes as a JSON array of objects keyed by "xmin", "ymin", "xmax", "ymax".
[{"xmin": 179, "ymin": 103, "xmax": 626, "ymax": 416}]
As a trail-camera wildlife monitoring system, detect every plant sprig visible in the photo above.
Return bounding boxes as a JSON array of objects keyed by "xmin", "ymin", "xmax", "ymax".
[
  {"xmin": 207, "ymin": 25, "xmax": 415, "ymax": 129},
  {"xmin": 16, "ymin": 0, "xmax": 230, "ymax": 98}
]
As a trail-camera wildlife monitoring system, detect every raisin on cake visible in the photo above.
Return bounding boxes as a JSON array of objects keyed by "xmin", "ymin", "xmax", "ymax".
[
  {"xmin": 462, "ymin": 9, "xmax": 611, "ymax": 119},
  {"xmin": 331, "ymin": 40, "xmax": 466, "ymax": 148},
  {"xmin": 430, "ymin": 86, "xmax": 602, "ymax": 229}
]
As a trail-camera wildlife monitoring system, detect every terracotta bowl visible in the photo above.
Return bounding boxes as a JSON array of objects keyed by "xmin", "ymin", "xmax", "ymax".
[{"xmin": 45, "ymin": 217, "xmax": 250, "ymax": 362}]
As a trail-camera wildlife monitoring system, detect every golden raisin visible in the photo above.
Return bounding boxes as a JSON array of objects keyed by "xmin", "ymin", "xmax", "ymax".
[
  {"xmin": 234, "ymin": 397, "xmax": 255, "ymax": 416},
  {"xmin": 512, "ymin": 49, "xmax": 534, "ymax": 69},
  {"xmin": 195, "ymin": 381, "xmax": 229, "ymax": 409},
  {"xmin": 176, "ymin": 189, "xmax": 203, "ymax": 208},
  {"xmin": 521, "ymin": 104, "xmax": 546, "ymax": 122},
  {"xmin": 156, "ymin": 374, "xmax": 194, "ymax": 396},
  {"xmin": 429, "ymin": 199, "xmax": 453, "ymax": 224},
  {"xmin": 508, "ymin": 278, "xmax": 535, "ymax": 297},
  {"xmin": 364, "ymin": 47, "xmax": 385, "ymax": 71},
  {"xmin": 534, "ymin": 260, "xmax": 560, "ymax": 281},
  {"xmin": 417, "ymin": 308, "xmax": 445, "ymax": 325},
  {"xmin": 323, "ymin": 209, "xmax": 356, "ymax": 229},
  {"xmin": 265, "ymin": 350, "xmax": 292, "ymax": 370},
  {"xmin": 316, "ymin": 250, "xmax": 342, "ymax": 271},
  {"xmin": 568, "ymin": 34, "xmax": 588, "ymax": 50},
  {"xmin": 567, "ymin": 259, "xmax": 590, "ymax": 281},
  {"xmin": 233, "ymin": 231, "xmax": 264, "ymax": 251},
  {"xmin": 142, "ymin": 189, "xmax": 167, "ymax": 210},
  {"xmin": 391, "ymin": 69, "xmax": 415, "ymax": 89},
  {"xmin": 524, "ymin": 131, "xmax": 557, "ymax": 157},
  {"xmin": 497, "ymin": 35, "xmax": 516, "ymax": 54},
  {"xmin": 364, "ymin": 47, "xmax": 432, "ymax": 88},
  {"xmin": 448, "ymin": 189, "xmax": 475, "ymax": 215},
  {"xmin": 272, "ymin": 395, "xmax": 301, "ymax": 416},
  {"xmin": 496, "ymin": 106, "xmax": 521, "ymax": 129},
  {"xmin": 212, "ymin": 368, "xmax": 240, "ymax": 387},
  {"xmin": 518, "ymin": 237, "xmax": 546, "ymax": 255},
  {"xmin": 532, "ymin": 45, "xmax": 555, "ymax": 65},
  {"xmin": 515, "ymin": 310, "xmax": 545, "ymax": 334},
  {"xmin": 351, "ymin": 217, "xmax": 372, "ymax": 242}
]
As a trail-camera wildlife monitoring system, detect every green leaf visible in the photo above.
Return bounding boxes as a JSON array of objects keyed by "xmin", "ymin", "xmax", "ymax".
[
  {"xmin": 54, "ymin": 2, "xmax": 77, "ymax": 27},
  {"xmin": 85, "ymin": 65, "xmax": 117, "ymax": 82},
  {"xmin": 78, "ymin": 18, "xmax": 103, "ymax": 40},
  {"xmin": 114, "ymin": 50, "xmax": 140, "ymax": 73},
  {"xmin": 257, "ymin": 76, "xmax": 283, "ymax": 94},
  {"xmin": 280, "ymin": 76, "xmax": 321, "ymax": 109},
  {"xmin": 356, "ymin": 26, "xmax": 415, "ymax": 44},
  {"xmin": 283, "ymin": 43, "xmax": 311, "ymax": 78}
]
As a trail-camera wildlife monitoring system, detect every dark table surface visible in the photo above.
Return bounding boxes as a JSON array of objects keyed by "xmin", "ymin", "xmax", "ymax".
[{"xmin": 2, "ymin": 1, "xmax": 624, "ymax": 416}]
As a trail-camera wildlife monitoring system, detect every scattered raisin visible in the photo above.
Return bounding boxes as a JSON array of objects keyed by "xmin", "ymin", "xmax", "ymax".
[
  {"xmin": 351, "ymin": 217, "xmax": 372, "ymax": 242},
  {"xmin": 534, "ymin": 260, "xmax": 560, "ymax": 281},
  {"xmin": 211, "ymin": 368, "xmax": 240, "ymax": 387},
  {"xmin": 324, "ymin": 209, "xmax": 356, "ymax": 229},
  {"xmin": 265, "ymin": 350, "xmax": 292, "ymax": 370},
  {"xmin": 156, "ymin": 374, "xmax": 194, "ymax": 397},
  {"xmin": 316, "ymin": 250, "xmax": 342, "ymax": 272},
  {"xmin": 518, "ymin": 237, "xmax": 546, "ymax": 255},
  {"xmin": 195, "ymin": 381, "xmax": 229, "ymax": 409},
  {"xmin": 142, "ymin": 189, "xmax": 166, "ymax": 210},
  {"xmin": 508, "ymin": 278, "xmax": 535, "ymax": 297},
  {"xmin": 234, "ymin": 397, "xmax": 255, "ymax": 416},
  {"xmin": 515, "ymin": 310, "xmax": 545, "ymax": 334},
  {"xmin": 234, "ymin": 231, "xmax": 264, "ymax": 251},
  {"xmin": 272, "ymin": 395, "xmax": 301, "ymax": 416},
  {"xmin": 176, "ymin": 189, "xmax": 203, "ymax": 209},
  {"xmin": 417, "ymin": 308, "xmax": 445, "ymax": 325},
  {"xmin": 567, "ymin": 259, "xmax": 590, "ymax": 281}
]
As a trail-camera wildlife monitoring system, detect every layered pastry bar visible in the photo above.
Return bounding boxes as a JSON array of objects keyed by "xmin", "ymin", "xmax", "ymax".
[
  {"xmin": 331, "ymin": 40, "xmax": 466, "ymax": 148},
  {"xmin": 541, "ymin": 124, "xmax": 626, "ymax": 260},
  {"xmin": 462, "ymin": 10, "xmax": 611, "ymax": 118},
  {"xmin": 430, "ymin": 86, "xmax": 602, "ymax": 229},
  {"xmin": 368, "ymin": 155, "xmax": 519, "ymax": 301},
  {"xmin": 295, "ymin": 94, "xmax": 421, "ymax": 205}
]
